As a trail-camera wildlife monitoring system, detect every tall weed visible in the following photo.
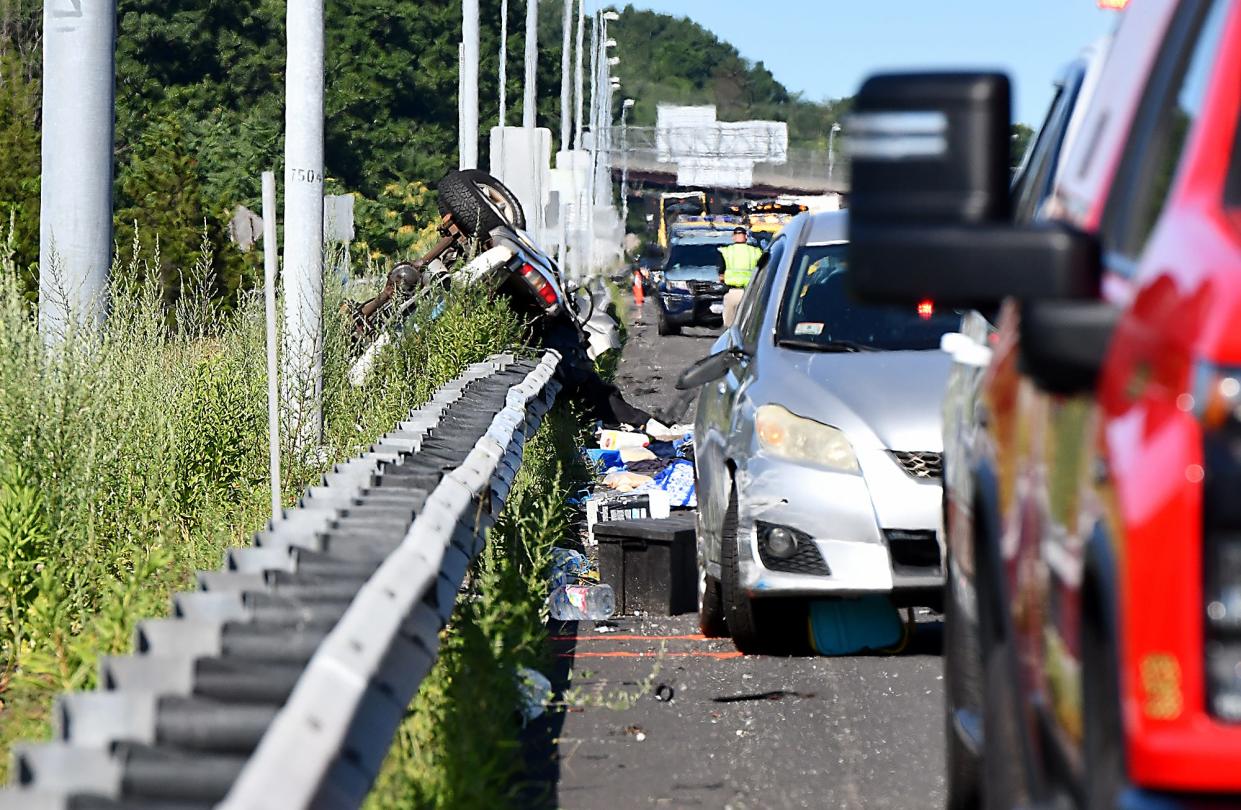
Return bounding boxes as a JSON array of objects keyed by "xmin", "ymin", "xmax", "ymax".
[{"xmin": 0, "ymin": 226, "xmax": 529, "ymax": 777}]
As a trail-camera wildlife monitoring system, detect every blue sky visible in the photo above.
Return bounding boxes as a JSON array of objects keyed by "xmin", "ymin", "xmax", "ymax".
[{"xmin": 619, "ymin": 1, "xmax": 1118, "ymax": 125}]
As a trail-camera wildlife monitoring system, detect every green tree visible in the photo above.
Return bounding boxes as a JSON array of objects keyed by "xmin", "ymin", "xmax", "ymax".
[
  {"xmin": 0, "ymin": 0, "xmax": 42, "ymax": 293},
  {"xmin": 114, "ymin": 115, "xmax": 213, "ymax": 305}
]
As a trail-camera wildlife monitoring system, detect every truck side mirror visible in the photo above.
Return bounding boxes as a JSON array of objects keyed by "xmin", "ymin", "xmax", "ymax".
[{"xmin": 847, "ymin": 71, "xmax": 1100, "ymax": 309}]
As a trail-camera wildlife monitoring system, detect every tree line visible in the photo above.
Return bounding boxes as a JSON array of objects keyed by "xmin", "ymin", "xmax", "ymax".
[{"xmin": 0, "ymin": 0, "xmax": 847, "ymax": 306}]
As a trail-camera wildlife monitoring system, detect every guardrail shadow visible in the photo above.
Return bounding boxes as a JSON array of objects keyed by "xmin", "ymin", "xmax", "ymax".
[{"xmin": 516, "ymin": 618, "xmax": 580, "ymax": 808}]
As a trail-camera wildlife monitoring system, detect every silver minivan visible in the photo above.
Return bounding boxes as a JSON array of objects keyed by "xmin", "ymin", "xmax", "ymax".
[{"xmin": 684, "ymin": 210, "xmax": 957, "ymax": 652}]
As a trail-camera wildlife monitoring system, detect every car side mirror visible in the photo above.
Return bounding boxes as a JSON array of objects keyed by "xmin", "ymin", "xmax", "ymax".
[
  {"xmin": 846, "ymin": 71, "xmax": 1100, "ymax": 308},
  {"xmin": 676, "ymin": 350, "xmax": 746, "ymax": 390}
]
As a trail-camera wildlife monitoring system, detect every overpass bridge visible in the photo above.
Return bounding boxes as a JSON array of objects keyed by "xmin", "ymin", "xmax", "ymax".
[{"xmin": 603, "ymin": 126, "xmax": 851, "ymax": 198}]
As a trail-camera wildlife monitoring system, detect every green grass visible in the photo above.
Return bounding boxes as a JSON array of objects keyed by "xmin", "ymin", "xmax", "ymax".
[{"xmin": 0, "ymin": 229, "xmax": 527, "ymax": 778}]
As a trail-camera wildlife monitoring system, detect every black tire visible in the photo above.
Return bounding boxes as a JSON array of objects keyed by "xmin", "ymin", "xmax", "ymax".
[
  {"xmin": 657, "ymin": 304, "xmax": 681, "ymax": 336},
  {"xmin": 1082, "ymin": 599, "xmax": 1125, "ymax": 809},
  {"xmin": 437, "ymin": 169, "xmax": 526, "ymax": 237},
  {"xmin": 944, "ymin": 550, "xmax": 982, "ymax": 810},
  {"xmin": 699, "ymin": 574, "xmax": 728, "ymax": 638},
  {"xmin": 980, "ymin": 636, "xmax": 1028, "ymax": 809},
  {"xmin": 720, "ymin": 484, "xmax": 764, "ymax": 652}
]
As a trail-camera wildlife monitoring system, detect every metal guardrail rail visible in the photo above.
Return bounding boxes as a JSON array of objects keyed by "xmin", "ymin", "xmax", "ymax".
[{"xmin": 2, "ymin": 350, "xmax": 562, "ymax": 810}]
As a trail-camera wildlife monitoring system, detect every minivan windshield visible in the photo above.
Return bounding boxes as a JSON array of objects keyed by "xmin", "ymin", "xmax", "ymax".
[{"xmin": 777, "ymin": 244, "xmax": 960, "ymax": 352}]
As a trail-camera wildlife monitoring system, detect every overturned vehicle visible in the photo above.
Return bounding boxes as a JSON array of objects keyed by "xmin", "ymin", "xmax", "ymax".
[{"xmin": 345, "ymin": 170, "xmax": 649, "ymax": 428}]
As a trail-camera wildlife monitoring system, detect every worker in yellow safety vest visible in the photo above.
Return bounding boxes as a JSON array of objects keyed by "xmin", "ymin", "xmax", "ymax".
[{"xmin": 718, "ymin": 227, "xmax": 763, "ymax": 327}]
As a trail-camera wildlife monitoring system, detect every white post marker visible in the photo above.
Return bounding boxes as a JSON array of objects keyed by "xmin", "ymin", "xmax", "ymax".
[
  {"xmin": 461, "ymin": 0, "xmax": 480, "ymax": 169},
  {"xmin": 261, "ymin": 172, "xmax": 283, "ymax": 523},
  {"xmin": 39, "ymin": 0, "xmax": 116, "ymax": 339},
  {"xmin": 282, "ymin": 0, "xmax": 326, "ymax": 448}
]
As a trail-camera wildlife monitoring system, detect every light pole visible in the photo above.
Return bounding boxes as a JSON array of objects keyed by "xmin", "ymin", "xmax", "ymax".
[
  {"xmin": 827, "ymin": 121, "xmax": 841, "ymax": 185},
  {"xmin": 523, "ymin": 0, "xmax": 538, "ymax": 129},
  {"xmin": 461, "ymin": 0, "xmax": 480, "ymax": 169},
  {"xmin": 283, "ymin": 0, "xmax": 327, "ymax": 448},
  {"xmin": 39, "ymin": 0, "xmax": 116, "ymax": 338},
  {"xmin": 560, "ymin": 0, "xmax": 572, "ymax": 148},
  {"xmin": 573, "ymin": 0, "xmax": 585, "ymax": 149},
  {"xmin": 621, "ymin": 97, "xmax": 635, "ymax": 230}
]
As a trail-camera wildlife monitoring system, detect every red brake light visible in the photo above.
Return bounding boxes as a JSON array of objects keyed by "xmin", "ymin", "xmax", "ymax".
[
  {"xmin": 519, "ymin": 263, "xmax": 559, "ymax": 307},
  {"xmin": 916, "ymin": 299, "xmax": 934, "ymax": 320},
  {"xmin": 1097, "ymin": 0, "xmax": 1128, "ymax": 9}
]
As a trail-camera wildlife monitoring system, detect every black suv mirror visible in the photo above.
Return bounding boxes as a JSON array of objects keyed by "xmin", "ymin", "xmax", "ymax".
[{"xmin": 847, "ymin": 72, "xmax": 1100, "ymax": 309}]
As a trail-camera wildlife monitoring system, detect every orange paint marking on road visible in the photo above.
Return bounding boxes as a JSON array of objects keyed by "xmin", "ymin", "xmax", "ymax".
[
  {"xmin": 559, "ymin": 650, "xmax": 744, "ymax": 660},
  {"xmin": 549, "ymin": 634, "xmax": 708, "ymax": 643}
]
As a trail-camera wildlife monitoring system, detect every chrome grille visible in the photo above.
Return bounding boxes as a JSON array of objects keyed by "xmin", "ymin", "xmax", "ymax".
[
  {"xmin": 687, "ymin": 280, "xmax": 725, "ymax": 296},
  {"xmin": 891, "ymin": 451, "xmax": 942, "ymax": 480}
]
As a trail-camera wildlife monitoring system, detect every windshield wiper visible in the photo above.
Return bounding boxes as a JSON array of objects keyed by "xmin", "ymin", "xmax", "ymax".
[{"xmin": 777, "ymin": 337, "xmax": 876, "ymax": 353}]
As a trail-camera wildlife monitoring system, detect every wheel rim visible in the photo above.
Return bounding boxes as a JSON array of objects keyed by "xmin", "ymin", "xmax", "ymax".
[{"xmin": 475, "ymin": 183, "xmax": 518, "ymax": 226}]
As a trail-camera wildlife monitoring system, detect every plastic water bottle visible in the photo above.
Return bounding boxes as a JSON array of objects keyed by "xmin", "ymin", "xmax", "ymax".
[{"xmin": 549, "ymin": 583, "xmax": 616, "ymax": 620}]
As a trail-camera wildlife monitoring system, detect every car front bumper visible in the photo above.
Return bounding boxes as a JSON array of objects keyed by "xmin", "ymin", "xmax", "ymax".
[
  {"xmin": 660, "ymin": 291, "xmax": 724, "ymax": 326},
  {"xmin": 731, "ymin": 448, "xmax": 944, "ymax": 599}
]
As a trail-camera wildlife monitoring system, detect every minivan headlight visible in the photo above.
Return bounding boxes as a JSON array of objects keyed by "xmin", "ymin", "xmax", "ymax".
[{"xmin": 755, "ymin": 404, "xmax": 859, "ymax": 472}]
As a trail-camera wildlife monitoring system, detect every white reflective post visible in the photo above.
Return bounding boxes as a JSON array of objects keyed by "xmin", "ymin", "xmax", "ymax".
[{"xmin": 261, "ymin": 172, "xmax": 283, "ymax": 523}]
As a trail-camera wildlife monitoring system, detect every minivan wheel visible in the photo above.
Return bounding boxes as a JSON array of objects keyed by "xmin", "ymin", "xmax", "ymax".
[
  {"xmin": 657, "ymin": 303, "xmax": 680, "ymax": 336},
  {"xmin": 944, "ymin": 556, "xmax": 982, "ymax": 809},
  {"xmin": 720, "ymin": 485, "xmax": 764, "ymax": 652},
  {"xmin": 1082, "ymin": 605, "xmax": 1125, "ymax": 808},
  {"xmin": 699, "ymin": 572, "xmax": 727, "ymax": 638}
]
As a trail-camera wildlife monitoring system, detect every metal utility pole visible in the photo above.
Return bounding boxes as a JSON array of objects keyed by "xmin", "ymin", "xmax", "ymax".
[
  {"xmin": 573, "ymin": 0, "xmax": 585, "ymax": 149},
  {"xmin": 498, "ymin": 0, "xmax": 509, "ymax": 128},
  {"xmin": 621, "ymin": 97, "xmax": 634, "ymax": 229},
  {"xmin": 523, "ymin": 0, "xmax": 538, "ymax": 129},
  {"xmin": 559, "ymin": 0, "xmax": 571, "ymax": 148},
  {"xmin": 828, "ymin": 121, "xmax": 841, "ymax": 185},
  {"xmin": 585, "ymin": 10, "xmax": 599, "ymax": 274},
  {"xmin": 39, "ymin": 0, "xmax": 116, "ymax": 338},
  {"xmin": 282, "ymin": 0, "xmax": 326, "ymax": 446},
  {"xmin": 461, "ymin": 0, "xmax": 480, "ymax": 169}
]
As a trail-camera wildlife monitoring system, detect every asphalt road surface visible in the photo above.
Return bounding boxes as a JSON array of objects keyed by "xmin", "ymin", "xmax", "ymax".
[{"xmin": 523, "ymin": 299, "xmax": 947, "ymax": 810}]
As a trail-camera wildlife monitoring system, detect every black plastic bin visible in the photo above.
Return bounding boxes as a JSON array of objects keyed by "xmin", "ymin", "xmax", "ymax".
[{"xmin": 596, "ymin": 512, "xmax": 697, "ymax": 616}]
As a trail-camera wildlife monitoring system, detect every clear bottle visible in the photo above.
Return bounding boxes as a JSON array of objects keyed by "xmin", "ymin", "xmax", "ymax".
[{"xmin": 548, "ymin": 583, "xmax": 616, "ymax": 621}]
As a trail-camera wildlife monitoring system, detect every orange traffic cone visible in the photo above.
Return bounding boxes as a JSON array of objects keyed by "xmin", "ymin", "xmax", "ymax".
[{"xmin": 632, "ymin": 270, "xmax": 645, "ymax": 306}]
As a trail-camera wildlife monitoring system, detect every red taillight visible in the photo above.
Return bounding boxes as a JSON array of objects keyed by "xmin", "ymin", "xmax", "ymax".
[
  {"xmin": 519, "ymin": 263, "xmax": 559, "ymax": 307},
  {"xmin": 916, "ymin": 299, "xmax": 934, "ymax": 320},
  {"xmin": 1098, "ymin": 0, "xmax": 1128, "ymax": 9}
]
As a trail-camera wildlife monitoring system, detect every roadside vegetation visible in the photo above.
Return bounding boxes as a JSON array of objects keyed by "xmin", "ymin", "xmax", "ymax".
[{"xmin": 0, "ymin": 220, "xmax": 531, "ymax": 778}]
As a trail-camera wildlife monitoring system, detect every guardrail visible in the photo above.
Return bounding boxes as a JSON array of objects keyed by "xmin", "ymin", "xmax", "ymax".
[{"xmin": 2, "ymin": 350, "xmax": 562, "ymax": 810}]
